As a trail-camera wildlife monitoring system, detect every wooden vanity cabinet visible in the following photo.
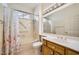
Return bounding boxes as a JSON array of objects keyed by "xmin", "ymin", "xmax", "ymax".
[
  {"xmin": 54, "ymin": 51, "xmax": 61, "ymax": 55},
  {"xmin": 43, "ymin": 39, "xmax": 47, "ymax": 45},
  {"xmin": 66, "ymin": 48, "xmax": 79, "ymax": 55},
  {"xmin": 42, "ymin": 45, "xmax": 54, "ymax": 55},
  {"xmin": 42, "ymin": 39, "xmax": 64, "ymax": 55},
  {"xmin": 47, "ymin": 41, "xmax": 56, "ymax": 50},
  {"xmin": 41, "ymin": 39, "xmax": 79, "ymax": 55},
  {"xmin": 55, "ymin": 44, "xmax": 65, "ymax": 55},
  {"xmin": 47, "ymin": 41, "xmax": 65, "ymax": 55}
]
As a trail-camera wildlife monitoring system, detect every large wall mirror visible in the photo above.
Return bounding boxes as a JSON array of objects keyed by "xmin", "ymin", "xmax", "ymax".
[{"xmin": 43, "ymin": 4, "xmax": 79, "ymax": 37}]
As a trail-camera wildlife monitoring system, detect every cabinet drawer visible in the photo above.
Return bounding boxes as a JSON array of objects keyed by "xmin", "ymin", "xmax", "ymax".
[
  {"xmin": 43, "ymin": 39, "xmax": 47, "ymax": 45},
  {"xmin": 55, "ymin": 44, "xmax": 65, "ymax": 55},
  {"xmin": 66, "ymin": 49, "xmax": 79, "ymax": 55},
  {"xmin": 47, "ymin": 41, "xmax": 56, "ymax": 50}
]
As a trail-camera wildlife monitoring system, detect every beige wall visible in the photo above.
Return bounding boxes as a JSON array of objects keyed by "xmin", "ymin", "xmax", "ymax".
[
  {"xmin": 8, "ymin": 3, "xmax": 37, "ymax": 14},
  {"xmin": 33, "ymin": 5, "xmax": 40, "ymax": 39},
  {"xmin": 42, "ymin": 3, "xmax": 53, "ymax": 11}
]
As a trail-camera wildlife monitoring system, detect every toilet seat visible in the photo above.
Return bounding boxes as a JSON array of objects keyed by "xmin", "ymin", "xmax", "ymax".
[{"xmin": 32, "ymin": 41, "xmax": 42, "ymax": 48}]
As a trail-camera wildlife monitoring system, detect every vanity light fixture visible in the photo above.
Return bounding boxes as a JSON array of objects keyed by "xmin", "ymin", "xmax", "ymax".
[{"xmin": 43, "ymin": 3, "xmax": 65, "ymax": 15}]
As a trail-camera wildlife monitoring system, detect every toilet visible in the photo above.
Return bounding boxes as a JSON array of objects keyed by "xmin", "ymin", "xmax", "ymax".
[{"xmin": 32, "ymin": 40, "xmax": 42, "ymax": 55}]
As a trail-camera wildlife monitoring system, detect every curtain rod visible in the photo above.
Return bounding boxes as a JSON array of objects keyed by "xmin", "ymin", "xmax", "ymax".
[
  {"xmin": 3, "ymin": 6, "xmax": 39, "ymax": 16},
  {"xmin": 14, "ymin": 9, "xmax": 39, "ymax": 16}
]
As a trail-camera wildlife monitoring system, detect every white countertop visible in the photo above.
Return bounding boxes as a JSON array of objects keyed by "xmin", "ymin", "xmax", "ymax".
[{"xmin": 41, "ymin": 33, "xmax": 79, "ymax": 52}]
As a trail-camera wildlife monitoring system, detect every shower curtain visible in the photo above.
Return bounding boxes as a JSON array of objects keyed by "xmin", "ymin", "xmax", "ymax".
[{"xmin": 2, "ymin": 7, "xmax": 20, "ymax": 55}]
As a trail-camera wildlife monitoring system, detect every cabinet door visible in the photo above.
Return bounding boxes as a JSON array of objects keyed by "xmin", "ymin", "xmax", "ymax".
[
  {"xmin": 47, "ymin": 41, "xmax": 65, "ymax": 55},
  {"xmin": 42, "ymin": 45, "xmax": 53, "ymax": 55},
  {"xmin": 66, "ymin": 49, "xmax": 79, "ymax": 55},
  {"xmin": 43, "ymin": 39, "xmax": 47, "ymax": 45},
  {"xmin": 55, "ymin": 44, "xmax": 65, "ymax": 55},
  {"xmin": 54, "ymin": 51, "xmax": 61, "ymax": 55}
]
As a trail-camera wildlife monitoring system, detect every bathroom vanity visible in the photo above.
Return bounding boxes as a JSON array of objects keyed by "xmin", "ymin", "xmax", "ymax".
[
  {"xmin": 40, "ymin": 33, "xmax": 79, "ymax": 55},
  {"xmin": 41, "ymin": 3, "xmax": 79, "ymax": 55}
]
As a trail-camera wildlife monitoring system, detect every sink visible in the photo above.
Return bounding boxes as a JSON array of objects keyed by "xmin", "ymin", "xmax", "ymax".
[
  {"xmin": 66, "ymin": 39, "xmax": 79, "ymax": 43},
  {"xmin": 47, "ymin": 36, "xmax": 57, "ymax": 39},
  {"xmin": 43, "ymin": 35, "xmax": 79, "ymax": 44}
]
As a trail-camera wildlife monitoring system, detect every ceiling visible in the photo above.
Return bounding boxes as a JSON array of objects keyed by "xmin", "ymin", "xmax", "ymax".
[
  {"xmin": 41, "ymin": 3, "xmax": 53, "ymax": 10},
  {"xmin": 8, "ymin": 3, "xmax": 39, "ymax": 13},
  {"xmin": 7, "ymin": 3, "xmax": 53, "ymax": 13}
]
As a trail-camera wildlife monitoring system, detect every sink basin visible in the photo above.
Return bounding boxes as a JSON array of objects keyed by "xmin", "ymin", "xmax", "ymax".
[
  {"xmin": 66, "ymin": 39, "xmax": 79, "ymax": 43},
  {"xmin": 43, "ymin": 35, "xmax": 79, "ymax": 44},
  {"xmin": 47, "ymin": 36, "xmax": 57, "ymax": 39}
]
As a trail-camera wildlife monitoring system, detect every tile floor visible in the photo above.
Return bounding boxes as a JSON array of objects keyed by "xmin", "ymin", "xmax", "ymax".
[{"xmin": 17, "ymin": 43, "xmax": 36, "ymax": 55}]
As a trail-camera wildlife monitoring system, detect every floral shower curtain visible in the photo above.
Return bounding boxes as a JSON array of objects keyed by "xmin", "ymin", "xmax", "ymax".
[{"xmin": 2, "ymin": 7, "xmax": 20, "ymax": 55}]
